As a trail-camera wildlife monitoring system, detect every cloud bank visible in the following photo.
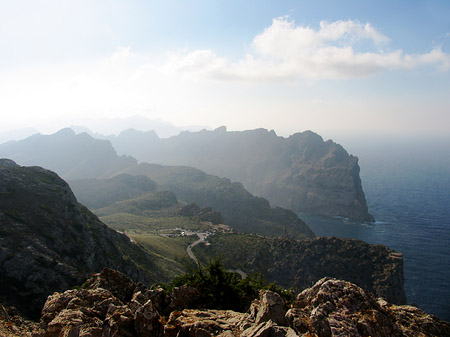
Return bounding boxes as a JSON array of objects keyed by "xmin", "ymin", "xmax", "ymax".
[
  {"xmin": 1, "ymin": 17, "xmax": 449, "ymax": 136},
  {"xmin": 165, "ymin": 17, "xmax": 450, "ymax": 80}
]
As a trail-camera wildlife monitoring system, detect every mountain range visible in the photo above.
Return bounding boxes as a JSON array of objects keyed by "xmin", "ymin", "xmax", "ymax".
[
  {"xmin": 0, "ymin": 127, "xmax": 373, "ymax": 221},
  {"xmin": 106, "ymin": 127, "xmax": 373, "ymax": 221}
]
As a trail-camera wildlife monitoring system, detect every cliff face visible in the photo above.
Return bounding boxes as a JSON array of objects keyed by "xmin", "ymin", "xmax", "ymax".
[
  {"xmin": 267, "ymin": 237, "xmax": 406, "ymax": 305},
  {"xmin": 28, "ymin": 269, "xmax": 450, "ymax": 337},
  {"xmin": 0, "ymin": 160, "xmax": 154, "ymax": 319},
  {"xmin": 109, "ymin": 127, "xmax": 374, "ymax": 221},
  {"xmin": 195, "ymin": 235, "xmax": 406, "ymax": 305}
]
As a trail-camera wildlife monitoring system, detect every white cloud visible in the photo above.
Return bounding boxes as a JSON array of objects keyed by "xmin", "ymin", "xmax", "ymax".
[
  {"xmin": 1, "ymin": 18, "xmax": 449, "ymax": 136},
  {"xmin": 163, "ymin": 17, "xmax": 450, "ymax": 80},
  {"xmin": 317, "ymin": 20, "xmax": 389, "ymax": 44}
]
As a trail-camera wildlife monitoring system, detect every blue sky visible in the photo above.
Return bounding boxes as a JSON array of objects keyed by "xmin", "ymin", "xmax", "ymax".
[{"xmin": 0, "ymin": 0, "xmax": 449, "ymax": 139}]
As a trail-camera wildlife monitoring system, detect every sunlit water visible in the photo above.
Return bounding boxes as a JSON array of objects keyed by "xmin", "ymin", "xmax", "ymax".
[{"xmin": 297, "ymin": 170, "xmax": 450, "ymax": 321}]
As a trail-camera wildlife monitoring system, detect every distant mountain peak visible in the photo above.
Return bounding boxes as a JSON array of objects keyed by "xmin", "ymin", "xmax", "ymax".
[
  {"xmin": 0, "ymin": 158, "xmax": 18, "ymax": 167},
  {"xmin": 214, "ymin": 125, "xmax": 227, "ymax": 132},
  {"xmin": 54, "ymin": 127, "xmax": 76, "ymax": 137}
]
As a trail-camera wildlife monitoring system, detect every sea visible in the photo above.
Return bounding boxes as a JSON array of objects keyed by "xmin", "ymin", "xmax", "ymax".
[{"xmin": 297, "ymin": 138, "xmax": 450, "ymax": 321}]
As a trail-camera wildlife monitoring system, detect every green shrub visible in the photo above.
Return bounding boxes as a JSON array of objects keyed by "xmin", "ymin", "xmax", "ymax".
[{"xmin": 157, "ymin": 258, "xmax": 293, "ymax": 312}]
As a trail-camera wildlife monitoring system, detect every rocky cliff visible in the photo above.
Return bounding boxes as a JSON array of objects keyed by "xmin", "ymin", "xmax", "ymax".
[
  {"xmin": 109, "ymin": 127, "xmax": 374, "ymax": 221},
  {"xmin": 195, "ymin": 235, "xmax": 406, "ymax": 305},
  {"xmin": 26, "ymin": 268, "xmax": 449, "ymax": 337},
  {"xmin": 0, "ymin": 159, "xmax": 155, "ymax": 319}
]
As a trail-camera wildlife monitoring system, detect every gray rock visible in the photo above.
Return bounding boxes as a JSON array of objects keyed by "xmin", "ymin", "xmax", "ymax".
[
  {"xmin": 25, "ymin": 271, "xmax": 450, "ymax": 337},
  {"xmin": 286, "ymin": 277, "xmax": 450, "ymax": 337},
  {"xmin": 0, "ymin": 161, "xmax": 154, "ymax": 319},
  {"xmin": 249, "ymin": 291, "xmax": 288, "ymax": 326}
]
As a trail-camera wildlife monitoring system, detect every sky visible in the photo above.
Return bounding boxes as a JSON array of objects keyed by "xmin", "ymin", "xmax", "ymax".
[{"xmin": 0, "ymin": 0, "xmax": 449, "ymax": 140}]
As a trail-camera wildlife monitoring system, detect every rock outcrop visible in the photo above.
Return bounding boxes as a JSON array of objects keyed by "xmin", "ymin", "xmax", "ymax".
[
  {"xmin": 0, "ymin": 160, "xmax": 155, "ymax": 319},
  {"xmin": 0, "ymin": 303, "xmax": 38, "ymax": 337},
  {"xmin": 108, "ymin": 127, "xmax": 373, "ymax": 221},
  {"xmin": 286, "ymin": 277, "xmax": 450, "ymax": 337},
  {"xmin": 31, "ymin": 269, "xmax": 449, "ymax": 337}
]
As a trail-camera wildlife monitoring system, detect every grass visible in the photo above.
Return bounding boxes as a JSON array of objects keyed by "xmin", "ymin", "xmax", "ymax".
[
  {"xmin": 130, "ymin": 233, "xmax": 198, "ymax": 280},
  {"xmin": 99, "ymin": 212, "xmax": 213, "ymax": 234},
  {"xmin": 193, "ymin": 233, "xmax": 273, "ymax": 274},
  {"xmin": 131, "ymin": 234, "xmax": 194, "ymax": 264}
]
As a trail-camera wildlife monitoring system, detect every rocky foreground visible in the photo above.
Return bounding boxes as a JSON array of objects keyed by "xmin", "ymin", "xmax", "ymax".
[{"xmin": 2, "ymin": 269, "xmax": 448, "ymax": 337}]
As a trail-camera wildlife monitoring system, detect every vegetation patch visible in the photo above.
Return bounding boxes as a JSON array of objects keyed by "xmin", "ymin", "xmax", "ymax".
[{"xmin": 158, "ymin": 258, "xmax": 293, "ymax": 312}]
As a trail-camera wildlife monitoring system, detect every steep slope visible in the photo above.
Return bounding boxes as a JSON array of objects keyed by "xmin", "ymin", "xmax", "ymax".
[
  {"xmin": 110, "ymin": 127, "xmax": 373, "ymax": 221},
  {"xmin": 69, "ymin": 174, "xmax": 158, "ymax": 209},
  {"xmin": 120, "ymin": 164, "xmax": 315, "ymax": 238},
  {"xmin": 194, "ymin": 234, "xmax": 406, "ymax": 305},
  {"xmin": 0, "ymin": 159, "xmax": 156, "ymax": 319},
  {"xmin": 0, "ymin": 128, "xmax": 137, "ymax": 180}
]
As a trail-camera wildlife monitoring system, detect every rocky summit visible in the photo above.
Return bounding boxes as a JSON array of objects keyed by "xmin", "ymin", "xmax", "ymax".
[
  {"xmin": 23, "ymin": 269, "xmax": 449, "ymax": 337},
  {"xmin": 0, "ymin": 159, "xmax": 154, "ymax": 319}
]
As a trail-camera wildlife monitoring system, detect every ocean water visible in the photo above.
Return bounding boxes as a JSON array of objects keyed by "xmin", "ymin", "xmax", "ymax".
[{"xmin": 297, "ymin": 152, "xmax": 450, "ymax": 321}]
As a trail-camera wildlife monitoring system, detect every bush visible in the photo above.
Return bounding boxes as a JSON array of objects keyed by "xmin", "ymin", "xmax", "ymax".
[{"xmin": 158, "ymin": 258, "xmax": 293, "ymax": 312}]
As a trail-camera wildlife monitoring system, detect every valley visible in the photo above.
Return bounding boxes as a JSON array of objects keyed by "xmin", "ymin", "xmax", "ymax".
[{"xmin": 0, "ymin": 127, "xmax": 448, "ymax": 335}]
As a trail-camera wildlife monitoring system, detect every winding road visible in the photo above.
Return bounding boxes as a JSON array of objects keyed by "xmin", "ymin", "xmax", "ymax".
[
  {"xmin": 186, "ymin": 233, "xmax": 247, "ymax": 279},
  {"xmin": 186, "ymin": 233, "xmax": 208, "ymax": 265}
]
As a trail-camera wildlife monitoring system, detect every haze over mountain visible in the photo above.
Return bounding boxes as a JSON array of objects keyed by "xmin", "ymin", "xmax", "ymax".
[
  {"xmin": 69, "ymin": 115, "xmax": 207, "ymax": 139},
  {"xmin": 0, "ymin": 127, "xmax": 40, "ymax": 145},
  {"xmin": 0, "ymin": 129, "xmax": 314, "ymax": 238},
  {"xmin": 107, "ymin": 127, "xmax": 373, "ymax": 221},
  {"xmin": 0, "ymin": 128, "xmax": 137, "ymax": 180}
]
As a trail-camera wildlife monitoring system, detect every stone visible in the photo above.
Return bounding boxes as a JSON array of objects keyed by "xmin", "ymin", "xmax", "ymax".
[
  {"xmin": 7, "ymin": 271, "xmax": 450, "ymax": 337},
  {"xmin": 242, "ymin": 320, "xmax": 295, "ymax": 337},
  {"xmin": 133, "ymin": 299, "xmax": 161, "ymax": 337},
  {"xmin": 249, "ymin": 291, "xmax": 288, "ymax": 326},
  {"xmin": 286, "ymin": 277, "xmax": 450, "ymax": 337},
  {"xmin": 82, "ymin": 268, "xmax": 137, "ymax": 304}
]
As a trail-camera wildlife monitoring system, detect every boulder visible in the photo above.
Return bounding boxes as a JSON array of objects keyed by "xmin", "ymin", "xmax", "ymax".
[
  {"xmin": 18, "ymin": 270, "xmax": 450, "ymax": 337},
  {"xmin": 249, "ymin": 291, "xmax": 288, "ymax": 326},
  {"xmin": 286, "ymin": 277, "xmax": 450, "ymax": 337},
  {"xmin": 82, "ymin": 268, "xmax": 140, "ymax": 304}
]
